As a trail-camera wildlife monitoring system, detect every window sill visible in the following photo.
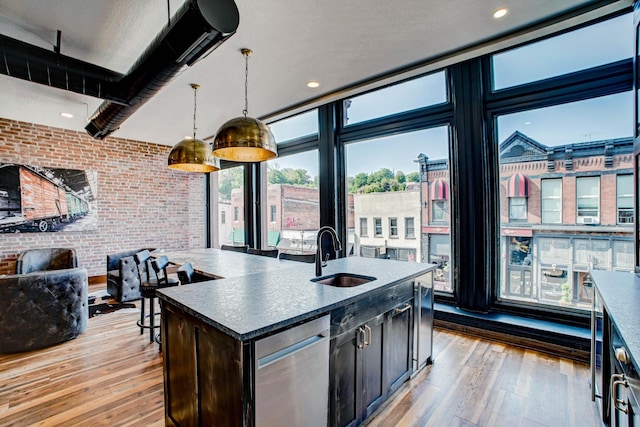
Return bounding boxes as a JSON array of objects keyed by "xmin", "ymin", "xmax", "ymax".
[{"xmin": 434, "ymin": 302, "xmax": 590, "ymax": 362}]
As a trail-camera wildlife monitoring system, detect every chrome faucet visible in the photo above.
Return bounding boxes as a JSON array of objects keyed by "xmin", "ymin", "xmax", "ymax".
[{"xmin": 316, "ymin": 226, "xmax": 342, "ymax": 277}]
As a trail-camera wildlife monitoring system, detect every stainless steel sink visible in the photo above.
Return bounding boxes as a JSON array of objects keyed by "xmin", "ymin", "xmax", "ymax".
[{"xmin": 311, "ymin": 273, "xmax": 376, "ymax": 287}]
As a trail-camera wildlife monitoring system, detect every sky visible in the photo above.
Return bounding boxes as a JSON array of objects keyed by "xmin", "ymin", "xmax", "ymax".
[{"xmin": 267, "ymin": 13, "xmax": 634, "ymax": 178}]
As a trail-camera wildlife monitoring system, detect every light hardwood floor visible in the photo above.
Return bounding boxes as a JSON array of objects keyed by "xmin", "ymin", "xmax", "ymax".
[{"xmin": 0, "ymin": 286, "xmax": 600, "ymax": 427}]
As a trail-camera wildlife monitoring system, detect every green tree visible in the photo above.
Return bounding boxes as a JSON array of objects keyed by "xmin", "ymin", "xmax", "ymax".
[
  {"xmin": 218, "ymin": 167, "xmax": 244, "ymax": 201},
  {"xmin": 406, "ymin": 172, "xmax": 420, "ymax": 183},
  {"xmin": 395, "ymin": 171, "xmax": 406, "ymax": 184}
]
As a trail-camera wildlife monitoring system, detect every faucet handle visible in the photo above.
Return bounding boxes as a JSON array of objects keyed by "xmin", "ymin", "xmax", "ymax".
[{"xmin": 322, "ymin": 253, "xmax": 330, "ymax": 267}]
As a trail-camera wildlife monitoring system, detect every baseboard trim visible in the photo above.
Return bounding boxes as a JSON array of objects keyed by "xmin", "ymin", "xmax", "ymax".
[{"xmin": 89, "ymin": 275, "xmax": 106, "ymax": 285}]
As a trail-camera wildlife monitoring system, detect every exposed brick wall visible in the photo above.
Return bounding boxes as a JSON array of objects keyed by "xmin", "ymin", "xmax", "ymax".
[{"xmin": 0, "ymin": 118, "xmax": 205, "ymax": 277}]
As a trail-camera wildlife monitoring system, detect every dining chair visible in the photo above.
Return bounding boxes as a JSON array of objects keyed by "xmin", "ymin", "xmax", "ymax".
[
  {"xmin": 247, "ymin": 248, "xmax": 279, "ymax": 258},
  {"xmin": 278, "ymin": 252, "xmax": 316, "ymax": 263},
  {"xmin": 220, "ymin": 244, "xmax": 249, "ymax": 253}
]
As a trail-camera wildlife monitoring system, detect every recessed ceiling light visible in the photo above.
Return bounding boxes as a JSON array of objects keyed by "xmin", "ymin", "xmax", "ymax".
[
  {"xmin": 307, "ymin": 81, "xmax": 320, "ymax": 88},
  {"xmin": 60, "ymin": 112, "xmax": 74, "ymax": 118},
  {"xmin": 493, "ymin": 7, "xmax": 508, "ymax": 19}
]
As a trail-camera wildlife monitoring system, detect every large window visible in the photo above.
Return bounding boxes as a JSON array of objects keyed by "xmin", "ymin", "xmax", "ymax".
[
  {"xmin": 617, "ymin": 174, "xmax": 634, "ymax": 224},
  {"xmin": 265, "ymin": 150, "xmax": 319, "ymax": 253},
  {"xmin": 576, "ymin": 177, "xmax": 600, "ymax": 223},
  {"xmin": 263, "ymin": 111, "xmax": 320, "ymax": 252},
  {"xmin": 494, "ymin": 16, "xmax": 634, "ymax": 311},
  {"xmin": 213, "ymin": 166, "xmax": 244, "ymax": 247},
  {"xmin": 344, "ymin": 71, "xmax": 447, "ymax": 126},
  {"xmin": 346, "ymin": 125, "xmax": 453, "ymax": 292},
  {"xmin": 492, "ymin": 13, "xmax": 632, "ymax": 90}
]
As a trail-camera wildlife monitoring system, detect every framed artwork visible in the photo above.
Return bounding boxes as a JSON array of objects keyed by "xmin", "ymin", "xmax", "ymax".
[{"xmin": 0, "ymin": 163, "xmax": 97, "ymax": 233}]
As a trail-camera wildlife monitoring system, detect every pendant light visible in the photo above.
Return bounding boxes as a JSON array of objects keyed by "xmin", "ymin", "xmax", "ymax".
[
  {"xmin": 212, "ymin": 48, "xmax": 277, "ymax": 162},
  {"xmin": 168, "ymin": 83, "xmax": 220, "ymax": 173}
]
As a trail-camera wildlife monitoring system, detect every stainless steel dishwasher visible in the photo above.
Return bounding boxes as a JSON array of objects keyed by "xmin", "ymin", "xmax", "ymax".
[
  {"xmin": 413, "ymin": 271, "xmax": 434, "ymax": 373},
  {"xmin": 254, "ymin": 315, "xmax": 330, "ymax": 427}
]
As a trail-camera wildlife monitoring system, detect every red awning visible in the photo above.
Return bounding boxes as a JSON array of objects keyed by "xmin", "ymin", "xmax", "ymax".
[
  {"xmin": 507, "ymin": 173, "xmax": 529, "ymax": 197},
  {"xmin": 429, "ymin": 179, "xmax": 449, "ymax": 200}
]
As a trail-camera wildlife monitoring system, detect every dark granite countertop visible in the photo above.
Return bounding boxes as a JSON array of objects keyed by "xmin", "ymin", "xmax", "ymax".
[
  {"xmin": 156, "ymin": 249, "xmax": 434, "ymax": 341},
  {"xmin": 591, "ymin": 270, "xmax": 640, "ymax": 371}
]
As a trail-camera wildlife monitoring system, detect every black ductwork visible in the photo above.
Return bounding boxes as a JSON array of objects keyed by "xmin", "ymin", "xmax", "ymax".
[
  {"xmin": 0, "ymin": 34, "xmax": 123, "ymax": 100},
  {"xmin": 86, "ymin": 0, "xmax": 239, "ymax": 139},
  {"xmin": 0, "ymin": 0, "xmax": 239, "ymax": 140}
]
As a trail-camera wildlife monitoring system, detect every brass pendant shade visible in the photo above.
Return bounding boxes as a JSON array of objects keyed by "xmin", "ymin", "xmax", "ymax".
[
  {"xmin": 168, "ymin": 137, "xmax": 220, "ymax": 172},
  {"xmin": 168, "ymin": 83, "xmax": 220, "ymax": 173},
  {"xmin": 212, "ymin": 48, "xmax": 277, "ymax": 162},
  {"xmin": 213, "ymin": 116, "xmax": 277, "ymax": 162}
]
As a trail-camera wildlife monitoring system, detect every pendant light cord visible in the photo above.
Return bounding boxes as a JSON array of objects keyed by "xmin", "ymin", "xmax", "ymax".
[
  {"xmin": 242, "ymin": 49, "xmax": 252, "ymax": 117},
  {"xmin": 192, "ymin": 84, "xmax": 198, "ymax": 139}
]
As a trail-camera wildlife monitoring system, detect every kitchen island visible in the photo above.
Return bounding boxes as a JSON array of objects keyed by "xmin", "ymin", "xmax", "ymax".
[{"xmin": 156, "ymin": 249, "xmax": 434, "ymax": 427}]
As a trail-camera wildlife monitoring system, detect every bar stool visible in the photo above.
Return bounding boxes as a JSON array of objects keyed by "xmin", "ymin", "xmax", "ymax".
[
  {"xmin": 247, "ymin": 248, "xmax": 279, "ymax": 258},
  {"xmin": 135, "ymin": 251, "xmax": 178, "ymax": 344},
  {"xmin": 220, "ymin": 244, "xmax": 249, "ymax": 253},
  {"xmin": 278, "ymin": 252, "xmax": 316, "ymax": 263}
]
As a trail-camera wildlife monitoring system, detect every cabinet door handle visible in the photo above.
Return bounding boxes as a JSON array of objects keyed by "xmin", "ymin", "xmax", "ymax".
[
  {"xmin": 394, "ymin": 303, "xmax": 411, "ymax": 314},
  {"xmin": 357, "ymin": 327, "xmax": 366, "ymax": 349},
  {"xmin": 364, "ymin": 325, "xmax": 372, "ymax": 347}
]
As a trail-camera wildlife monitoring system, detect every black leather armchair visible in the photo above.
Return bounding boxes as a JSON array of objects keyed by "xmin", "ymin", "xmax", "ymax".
[
  {"xmin": 16, "ymin": 248, "xmax": 78, "ymax": 274},
  {"xmin": 0, "ymin": 268, "xmax": 88, "ymax": 353}
]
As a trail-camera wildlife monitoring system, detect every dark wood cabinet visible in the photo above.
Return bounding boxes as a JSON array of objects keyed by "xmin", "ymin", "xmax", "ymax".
[
  {"xmin": 161, "ymin": 303, "xmax": 249, "ymax": 427},
  {"xmin": 329, "ymin": 280, "xmax": 414, "ymax": 427}
]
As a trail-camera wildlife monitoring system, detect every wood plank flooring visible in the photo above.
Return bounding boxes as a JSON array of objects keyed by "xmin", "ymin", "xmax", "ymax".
[{"xmin": 0, "ymin": 285, "xmax": 600, "ymax": 427}]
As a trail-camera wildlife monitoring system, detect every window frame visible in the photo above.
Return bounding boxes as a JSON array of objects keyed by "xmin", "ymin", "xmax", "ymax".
[
  {"xmin": 576, "ymin": 176, "xmax": 601, "ymax": 223},
  {"xmin": 617, "ymin": 174, "xmax": 634, "ymax": 224},
  {"xmin": 541, "ymin": 179, "xmax": 563, "ymax": 224},
  {"xmin": 405, "ymin": 217, "xmax": 415, "ymax": 238},
  {"xmin": 360, "ymin": 217, "xmax": 368, "ymax": 236},
  {"xmin": 431, "ymin": 200, "xmax": 446, "ymax": 222},
  {"xmin": 389, "ymin": 217, "xmax": 398, "ymax": 238},
  {"xmin": 508, "ymin": 197, "xmax": 527, "ymax": 221},
  {"xmin": 374, "ymin": 217, "xmax": 383, "ymax": 237}
]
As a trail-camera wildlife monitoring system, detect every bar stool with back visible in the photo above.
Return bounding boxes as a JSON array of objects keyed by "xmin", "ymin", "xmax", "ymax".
[{"xmin": 134, "ymin": 251, "xmax": 178, "ymax": 344}]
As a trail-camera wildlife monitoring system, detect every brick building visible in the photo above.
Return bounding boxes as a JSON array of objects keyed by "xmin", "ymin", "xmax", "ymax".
[
  {"xmin": 415, "ymin": 131, "xmax": 634, "ymax": 301},
  {"xmin": 229, "ymin": 183, "xmax": 354, "ymax": 254}
]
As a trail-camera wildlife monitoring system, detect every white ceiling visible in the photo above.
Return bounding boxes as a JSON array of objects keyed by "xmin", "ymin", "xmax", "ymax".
[{"xmin": 0, "ymin": 0, "xmax": 623, "ymax": 146}]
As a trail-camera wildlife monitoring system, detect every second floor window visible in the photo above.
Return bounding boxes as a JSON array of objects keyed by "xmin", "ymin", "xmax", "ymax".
[
  {"xmin": 617, "ymin": 174, "xmax": 634, "ymax": 224},
  {"xmin": 374, "ymin": 218, "xmax": 382, "ymax": 236},
  {"xmin": 360, "ymin": 217, "xmax": 368, "ymax": 236},
  {"xmin": 234, "ymin": 207, "xmax": 239, "ymax": 222},
  {"xmin": 270, "ymin": 205, "xmax": 276, "ymax": 222},
  {"xmin": 405, "ymin": 217, "xmax": 415, "ymax": 238},
  {"xmin": 576, "ymin": 176, "xmax": 600, "ymax": 224},
  {"xmin": 432, "ymin": 201, "xmax": 446, "ymax": 222},
  {"xmin": 509, "ymin": 197, "xmax": 527, "ymax": 221},
  {"xmin": 541, "ymin": 179, "xmax": 562, "ymax": 224},
  {"xmin": 221, "ymin": 211, "xmax": 226, "ymax": 224},
  {"xmin": 389, "ymin": 218, "xmax": 398, "ymax": 237}
]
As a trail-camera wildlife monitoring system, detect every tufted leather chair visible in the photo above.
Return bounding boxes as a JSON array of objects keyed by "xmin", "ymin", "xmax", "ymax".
[
  {"xmin": 106, "ymin": 248, "xmax": 153, "ymax": 302},
  {"xmin": 0, "ymin": 268, "xmax": 88, "ymax": 353},
  {"xmin": 16, "ymin": 248, "xmax": 78, "ymax": 274}
]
